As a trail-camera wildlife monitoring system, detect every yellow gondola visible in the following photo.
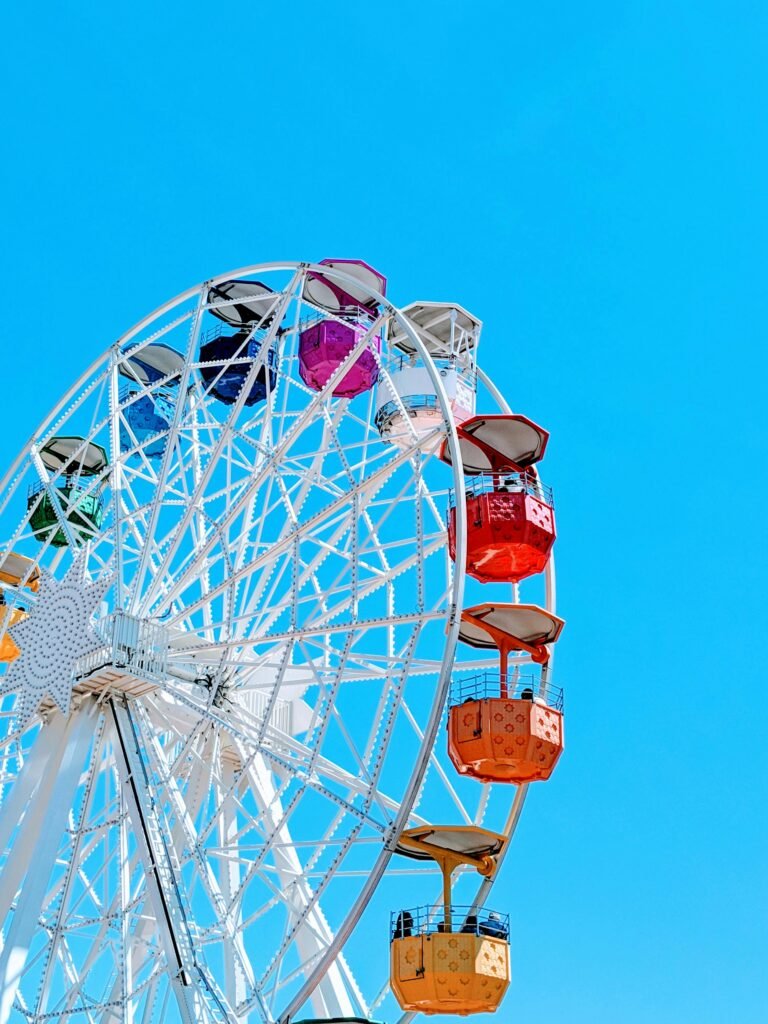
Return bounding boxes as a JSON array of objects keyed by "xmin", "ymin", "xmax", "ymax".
[
  {"xmin": 389, "ymin": 826, "xmax": 510, "ymax": 1016},
  {"xmin": 0, "ymin": 605, "xmax": 26, "ymax": 663},
  {"xmin": 0, "ymin": 551, "xmax": 40, "ymax": 593}
]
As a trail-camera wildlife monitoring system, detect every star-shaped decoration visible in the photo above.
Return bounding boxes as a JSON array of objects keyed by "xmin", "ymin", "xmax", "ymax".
[{"xmin": 0, "ymin": 557, "xmax": 111, "ymax": 725}]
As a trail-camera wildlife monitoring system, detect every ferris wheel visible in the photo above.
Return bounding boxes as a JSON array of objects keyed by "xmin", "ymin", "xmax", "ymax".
[{"xmin": 0, "ymin": 260, "xmax": 564, "ymax": 1024}]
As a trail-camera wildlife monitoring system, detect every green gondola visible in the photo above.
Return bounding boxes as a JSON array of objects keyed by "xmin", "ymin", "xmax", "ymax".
[{"xmin": 27, "ymin": 436, "xmax": 108, "ymax": 547}]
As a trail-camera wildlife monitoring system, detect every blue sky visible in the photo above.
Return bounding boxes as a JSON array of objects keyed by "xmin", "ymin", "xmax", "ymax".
[{"xmin": 1, "ymin": 2, "xmax": 766, "ymax": 1022}]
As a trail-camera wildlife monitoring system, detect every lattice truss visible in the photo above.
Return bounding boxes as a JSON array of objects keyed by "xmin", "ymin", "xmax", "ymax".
[{"xmin": 0, "ymin": 264, "xmax": 546, "ymax": 1024}]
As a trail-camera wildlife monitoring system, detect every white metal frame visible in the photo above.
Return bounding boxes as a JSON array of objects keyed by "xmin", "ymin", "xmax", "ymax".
[{"xmin": 0, "ymin": 262, "xmax": 556, "ymax": 1024}]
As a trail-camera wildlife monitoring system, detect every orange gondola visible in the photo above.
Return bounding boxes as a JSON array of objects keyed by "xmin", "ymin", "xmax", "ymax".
[
  {"xmin": 447, "ymin": 604, "xmax": 565, "ymax": 784},
  {"xmin": 390, "ymin": 826, "xmax": 510, "ymax": 1016}
]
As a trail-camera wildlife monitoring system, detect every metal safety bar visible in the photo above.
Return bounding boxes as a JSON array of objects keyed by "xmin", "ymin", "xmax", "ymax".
[
  {"xmin": 390, "ymin": 904, "xmax": 510, "ymax": 941},
  {"xmin": 238, "ymin": 689, "xmax": 293, "ymax": 736},
  {"xmin": 200, "ymin": 321, "xmax": 282, "ymax": 346},
  {"xmin": 118, "ymin": 382, "xmax": 178, "ymax": 404},
  {"xmin": 300, "ymin": 304, "xmax": 380, "ymax": 332},
  {"xmin": 387, "ymin": 354, "xmax": 477, "ymax": 382},
  {"xmin": 448, "ymin": 472, "xmax": 554, "ymax": 508},
  {"xmin": 449, "ymin": 671, "xmax": 564, "ymax": 711},
  {"xmin": 27, "ymin": 476, "xmax": 105, "ymax": 501},
  {"xmin": 75, "ymin": 611, "xmax": 170, "ymax": 681},
  {"xmin": 374, "ymin": 395, "xmax": 439, "ymax": 430}
]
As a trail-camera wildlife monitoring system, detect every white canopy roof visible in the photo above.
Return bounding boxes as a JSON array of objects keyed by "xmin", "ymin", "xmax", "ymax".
[
  {"xmin": 40, "ymin": 436, "xmax": 108, "ymax": 476},
  {"xmin": 0, "ymin": 551, "xmax": 40, "ymax": 591},
  {"xmin": 207, "ymin": 279, "xmax": 280, "ymax": 329},
  {"xmin": 303, "ymin": 259, "xmax": 386, "ymax": 312},
  {"xmin": 395, "ymin": 825, "xmax": 505, "ymax": 862},
  {"xmin": 390, "ymin": 301, "xmax": 481, "ymax": 357},
  {"xmin": 459, "ymin": 603, "xmax": 564, "ymax": 650},
  {"xmin": 119, "ymin": 342, "xmax": 185, "ymax": 385},
  {"xmin": 440, "ymin": 414, "xmax": 549, "ymax": 474}
]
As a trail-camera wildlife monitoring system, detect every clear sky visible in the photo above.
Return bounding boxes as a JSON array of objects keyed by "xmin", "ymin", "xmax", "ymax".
[{"xmin": 1, "ymin": 2, "xmax": 766, "ymax": 1022}]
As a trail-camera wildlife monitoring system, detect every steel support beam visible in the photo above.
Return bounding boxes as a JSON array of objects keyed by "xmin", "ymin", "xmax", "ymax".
[
  {"xmin": 109, "ymin": 699, "xmax": 235, "ymax": 1024},
  {"xmin": 0, "ymin": 703, "xmax": 98, "ymax": 1024}
]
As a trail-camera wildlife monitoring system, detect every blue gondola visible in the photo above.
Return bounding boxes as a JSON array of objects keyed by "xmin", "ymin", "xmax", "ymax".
[
  {"xmin": 119, "ymin": 389, "xmax": 176, "ymax": 459},
  {"xmin": 118, "ymin": 342, "xmax": 184, "ymax": 459},
  {"xmin": 201, "ymin": 280, "xmax": 280, "ymax": 407},
  {"xmin": 199, "ymin": 328, "xmax": 278, "ymax": 406}
]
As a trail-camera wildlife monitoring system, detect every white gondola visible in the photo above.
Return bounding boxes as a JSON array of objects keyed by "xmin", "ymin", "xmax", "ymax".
[{"xmin": 376, "ymin": 301, "xmax": 480, "ymax": 446}]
